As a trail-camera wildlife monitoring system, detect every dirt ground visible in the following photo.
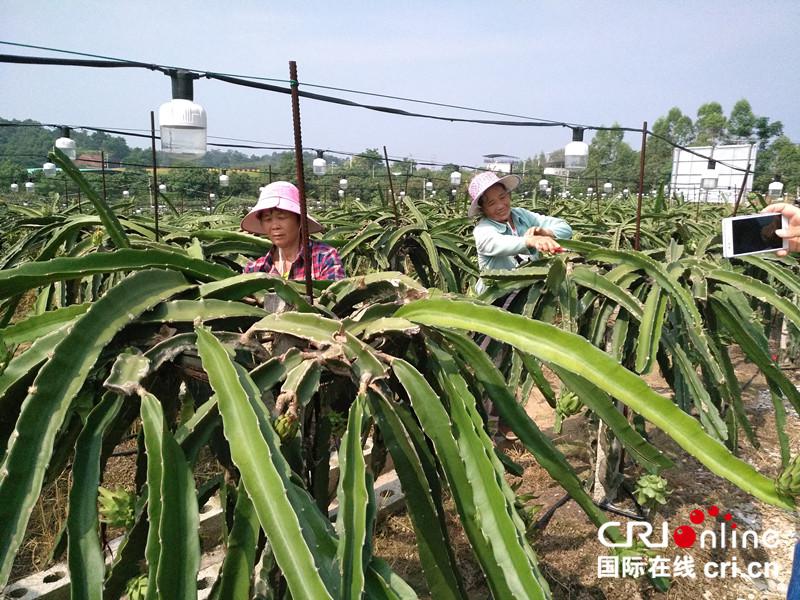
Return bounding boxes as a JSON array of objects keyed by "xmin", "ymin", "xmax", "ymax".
[
  {"xmin": 10, "ymin": 350, "xmax": 800, "ymax": 599},
  {"xmin": 373, "ymin": 351, "xmax": 800, "ymax": 599}
]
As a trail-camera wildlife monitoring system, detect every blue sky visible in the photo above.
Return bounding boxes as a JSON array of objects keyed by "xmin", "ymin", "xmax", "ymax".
[{"xmin": 2, "ymin": 1, "xmax": 798, "ymax": 168}]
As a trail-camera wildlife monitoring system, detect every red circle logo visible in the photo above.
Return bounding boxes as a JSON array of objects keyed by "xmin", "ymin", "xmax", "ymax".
[
  {"xmin": 673, "ymin": 526, "xmax": 697, "ymax": 548},
  {"xmin": 689, "ymin": 509, "xmax": 705, "ymax": 524}
]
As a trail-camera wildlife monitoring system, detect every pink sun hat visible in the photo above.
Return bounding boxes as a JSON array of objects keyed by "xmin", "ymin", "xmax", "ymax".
[
  {"xmin": 241, "ymin": 181, "xmax": 323, "ymax": 235},
  {"xmin": 467, "ymin": 171, "xmax": 522, "ymax": 218}
]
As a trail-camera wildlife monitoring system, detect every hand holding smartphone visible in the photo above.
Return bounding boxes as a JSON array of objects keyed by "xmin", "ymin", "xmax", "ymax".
[
  {"xmin": 762, "ymin": 202, "xmax": 800, "ymax": 256},
  {"xmin": 722, "ymin": 213, "xmax": 789, "ymax": 258}
]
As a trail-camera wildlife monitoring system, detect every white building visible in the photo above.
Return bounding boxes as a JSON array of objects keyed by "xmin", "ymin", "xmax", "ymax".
[
  {"xmin": 670, "ymin": 143, "xmax": 758, "ymax": 203},
  {"xmin": 483, "ymin": 154, "xmax": 518, "ymax": 175}
]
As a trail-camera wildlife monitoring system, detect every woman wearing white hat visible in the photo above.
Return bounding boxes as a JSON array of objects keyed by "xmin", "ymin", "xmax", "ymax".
[
  {"xmin": 241, "ymin": 181, "xmax": 345, "ymax": 280},
  {"xmin": 469, "ymin": 171, "xmax": 572, "ymax": 294}
]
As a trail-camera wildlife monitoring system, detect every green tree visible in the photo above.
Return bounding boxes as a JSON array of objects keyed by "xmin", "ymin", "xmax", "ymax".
[
  {"xmin": 159, "ymin": 167, "xmax": 216, "ymax": 210},
  {"xmin": 586, "ymin": 125, "xmax": 639, "ymax": 190},
  {"xmin": 85, "ymin": 131, "xmax": 131, "ymax": 164},
  {"xmin": 441, "ymin": 163, "xmax": 460, "ymax": 175},
  {"xmin": 352, "ymin": 148, "xmax": 383, "ymax": 178},
  {"xmin": 727, "ymin": 99, "xmax": 757, "ymax": 141},
  {"xmin": 546, "ymin": 147, "xmax": 565, "ymax": 168},
  {"xmin": 644, "ymin": 107, "xmax": 694, "ymax": 189},
  {"xmin": 753, "ymin": 135, "xmax": 800, "ymax": 195},
  {"xmin": 125, "ymin": 147, "xmax": 152, "ymax": 165},
  {"xmin": 0, "ymin": 161, "xmax": 29, "ymax": 188},
  {"xmin": 725, "ymin": 99, "xmax": 783, "ymax": 150},
  {"xmin": 754, "ymin": 116, "xmax": 784, "ymax": 150},
  {"xmin": 694, "ymin": 102, "xmax": 728, "ymax": 145},
  {"xmin": 0, "ymin": 119, "xmax": 56, "ymax": 168},
  {"xmin": 226, "ymin": 171, "xmax": 258, "ymax": 198}
]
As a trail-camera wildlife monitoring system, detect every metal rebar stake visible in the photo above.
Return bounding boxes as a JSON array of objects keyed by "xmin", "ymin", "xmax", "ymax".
[
  {"xmin": 383, "ymin": 146, "xmax": 400, "ymax": 227},
  {"xmin": 634, "ymin": 121, "xmax": 647, "ymax": 252},
  {"xmin": 289, "ymin": 61, "xmax": 314, "ymax": 303},
  {"xmin": 149, "ymin": 110, "xmax": 160, "ymax": 242},
  {"xmin": 732, "ymin": 161, "xmax": 751, "ymax": 216},
  {"xmin": 100, "ymin": 150, "xmax": 108, "ymax": 205}
]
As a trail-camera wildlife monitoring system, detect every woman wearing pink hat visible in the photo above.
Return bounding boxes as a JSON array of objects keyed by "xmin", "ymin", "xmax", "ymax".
[
  {"xmin": 240, "ymin": 181, "xmax": 345, "ymax": 280},
  {"xmin": 469, "ymin": 171, "xmax": 572, "ymax": 294}
]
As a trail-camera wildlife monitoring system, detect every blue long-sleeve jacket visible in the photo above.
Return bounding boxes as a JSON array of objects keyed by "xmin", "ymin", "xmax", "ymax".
[{"xmin": 473, "ymin": 207, "xmax": 572, "ymax": 293}]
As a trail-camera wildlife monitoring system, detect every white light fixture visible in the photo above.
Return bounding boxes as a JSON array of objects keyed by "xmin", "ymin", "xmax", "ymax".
[
  {"xmin": 538, "ymin": 179, "xmax": 548, "ymax": 192},
  {"xmin": 768, "ymin": 175, "xmax": 784, "ymax": 199},
  {"xmin": 449, "ymin": 170, "xmax": 462, "ymax": 186},
  {"xmin": 339, "ymin": 178, "xmax": 348, "ymax": 191},
  {"xmin": 10, "ymin": 182, "xmax": 19, "ymax": 193},
  {"xmin": 313, "ymin": 151, "xmax": 327, "ymax": 176},
  {"xmin": 209, "ymin": 193, "xmax": 216, "ymax": 201},
  {"xmin": 159, "ymin": 70, "xmax": 207, "ymax": 159},
  {"xmin": 219, "ymin": 170, "xmax": 230, "ymax": 187},
  {"xmin": 25, "ymin": 180, "xmax": 35, "ymax": 193},
  {"xmin": 399, "ymin": 190, "xmax": 406, "ymax": 198},
  {"xmin": 700, "ymin": 159, "xmax": 718, "ymax": 190},
  {"xmin": 622, "ymin": 188, "xmax": 629, "ymax": 197},
  {"xmin": 451, "ymin": 188, "xmax": 457, "ymax": 197},
  {"xmin": 430, "ymin": 190, "xmax": 436, "ymax": 197},
  {"xmin": 43, "ymin": 162, "xmax": 57, "ymax": 178},
  {"xmin": 425, "ymin": 180, "xmax": 433, "ymax": 192},
  {"xmin": 587, "ymin": 187, "xmax": 594, "ymax": 195},
  {"xmin": 338, "ymin": 189, "xmax": 345, "ymax": 199},
  {"xmin": 546, "ymin": 187, "xmax": 552, "ymax": 196},
  {"xmin": 159, "ymin": 183, "xmax": 167, "ymax": 193},
  {"xmin": 55, "ymin": 127, "xmax": 77, "ymax": 160},
  {"xmin": 603, "ymin": 182, "xmax": 613, "ymax": 194},
  {"xmin": 564, "ymin": 127, "xmax": 588, "ymax": 171},
  {"xmin": 122, "ymin": 190, "xmax": 130, "ymax": 198}
]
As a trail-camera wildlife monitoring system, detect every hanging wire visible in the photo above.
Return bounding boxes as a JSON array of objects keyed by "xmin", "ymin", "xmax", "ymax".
[
  {"xmin": 0, "ymin": 41, "xmax": 562, "ymax": 123},
  {"xmin": 0, "ymin": 152, "xmax": 651, "ymax": 194},
  {"xmin": 0, "ymin": 157, "xmax": 674, "ymax": 208},
  {"xmin": 0, "ymin": 41, "xmax": 290, "ymax": 83},
  {"xmin": 0, "ymin": 120, "xmax": 658, "ymax": 177},
  {"xmin": 0, "ymin": 43, "xmax": 769, "ymax": 175},
  {"xmin": 0, "ymin": 115, "xmax": 753, "ymax": 180},
  {"xmin": 206, "ymin": 134, "xmax": 294, "ymax": 148},
  {"xmin": 0, "ymin": 122, "xmax": 303, "ymax": 152},
  {"xmin": 0, "ymin": 45, "xmax": 578, "ymax": 130},
  {"xmin": 0, "ymin": 121, "xmax": 488, "ymax": 170}
]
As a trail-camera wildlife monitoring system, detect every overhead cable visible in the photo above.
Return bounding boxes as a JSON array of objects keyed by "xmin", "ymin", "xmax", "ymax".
[{"xmin": 0, "ymin": 44, "xmax": 765, "ymax": 174}]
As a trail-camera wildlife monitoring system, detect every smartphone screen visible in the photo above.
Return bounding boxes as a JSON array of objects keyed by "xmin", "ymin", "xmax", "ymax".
[{"xmin": 729, "ymin": 214, "xmax": 784, "ymax": 256}]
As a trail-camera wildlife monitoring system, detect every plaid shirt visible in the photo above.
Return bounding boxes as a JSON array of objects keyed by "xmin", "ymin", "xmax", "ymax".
[{"xmin": 243, "ymin": 241, "xmax": 346, "ymax": 281}]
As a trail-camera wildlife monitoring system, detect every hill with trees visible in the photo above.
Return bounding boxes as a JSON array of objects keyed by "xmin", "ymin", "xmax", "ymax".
[{"xmin": 1, "ymin": 99, "xmax": 797, "ymax": 205}]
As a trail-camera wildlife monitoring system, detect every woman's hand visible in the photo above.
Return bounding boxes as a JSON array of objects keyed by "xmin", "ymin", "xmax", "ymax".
[
  {"xmin": 525, "ymin": 226, "xmax": 555, "ymax": 238},
  {"xmin": 525, "ymin": 233, "xmax": 563, "ymax": 254},
  {"xmin": 762, "ymin": 203, "xmax": 800, "ymax": 256}
]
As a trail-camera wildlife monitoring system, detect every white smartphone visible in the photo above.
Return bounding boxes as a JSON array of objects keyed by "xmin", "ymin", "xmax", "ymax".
[{"xmin": 721, "ymin": 213, "xmax": 789, "ymax": 258}]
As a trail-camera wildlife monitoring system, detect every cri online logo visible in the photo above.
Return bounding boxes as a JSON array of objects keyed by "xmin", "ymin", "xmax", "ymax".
[{"xmin": 598, "ymin": 505, "xmax": 780, "ymax": 550}]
